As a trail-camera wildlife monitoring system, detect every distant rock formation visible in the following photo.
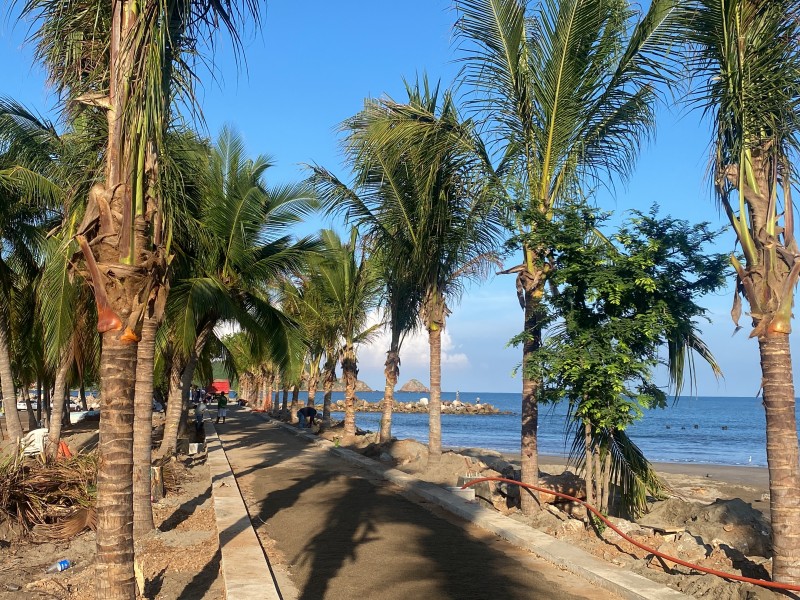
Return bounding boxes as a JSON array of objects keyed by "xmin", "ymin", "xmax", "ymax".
[
  {"xmin": 398, "ymin": 379, "xmax": 430, "ymax": 393},
  {"xmin": 331, "ymin": 378, "xmax": 374, "ymax": 392}
]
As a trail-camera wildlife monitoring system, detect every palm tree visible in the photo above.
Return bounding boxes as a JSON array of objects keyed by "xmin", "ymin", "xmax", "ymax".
[
  {"xmin": 310, "ymin": 229, "xmax": 381, "ymax": 439},
  {"xmin": 330, "ymin": 79, "xmax": 502, "ymax": 460},
  {"xmin": 669, "ymin": 0, "xmax": 800, "ymax": 583},
  {"xmin": 16, "ymin": 1, "xmax": 267, "ymax": 594},
  {"xmin": 157, "ymin": 128, "xmax": 316, "ymax": 455},
  {"xmin": 454, "ymin": 0, "xmax": 676, "ymax": 512}
]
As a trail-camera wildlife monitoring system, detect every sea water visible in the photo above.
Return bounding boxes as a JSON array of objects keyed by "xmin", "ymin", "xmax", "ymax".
[{"xmin": 310, "ymin": 391, "xmax": 779, "ymax": 468}]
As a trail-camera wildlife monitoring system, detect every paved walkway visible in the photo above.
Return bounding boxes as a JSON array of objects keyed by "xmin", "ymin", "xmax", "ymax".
[{"xmin": 216, "ymin": 408, "xmax": 620, "ymax": 600}]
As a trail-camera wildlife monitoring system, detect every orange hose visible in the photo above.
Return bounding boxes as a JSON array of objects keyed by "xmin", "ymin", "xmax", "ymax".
[{"xmin": 460, "ymin": 476, "xmax": 800, "ymax": 592}]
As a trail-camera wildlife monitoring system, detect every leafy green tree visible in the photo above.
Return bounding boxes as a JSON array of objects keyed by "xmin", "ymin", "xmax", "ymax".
[
  {"xmin": 670, "ymin": 0, "xmax": 800, "ymax": 582},
  {"xmin": 528, "ymin": 204, "xmax": 726, "ymax": 517},
  {"xmin": 454, "ymin": 0, "xmax": 676, "ymax": 511}
]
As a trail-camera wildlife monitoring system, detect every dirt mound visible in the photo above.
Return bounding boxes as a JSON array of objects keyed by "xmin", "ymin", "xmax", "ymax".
[{"xmin": 640, "ymin": 497, "xmax": 771, "ymax": 557}]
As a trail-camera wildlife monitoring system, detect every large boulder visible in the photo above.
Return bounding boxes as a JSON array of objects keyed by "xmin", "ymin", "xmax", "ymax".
[{"xmin": 386, "ymin": 439, "xmax": 429, "ymax": 465}]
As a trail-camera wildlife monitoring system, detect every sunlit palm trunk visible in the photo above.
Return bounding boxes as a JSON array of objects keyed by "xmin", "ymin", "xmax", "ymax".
[
  {"xmin": 428, "ymin": 327, "xmax": 442, "ymax": 461},
  {"xmin": 342, "ymin": 346, "xmax": 357, "ymax": 438},
  {"xmin": 380, "ymin": 347, "xmax": 400, "ymax": 443},
  {"xmin": 520, "ymin": 279, "xmax": 542, "ymax": 514},
  {"xmin": 96, "ymin": 333, "xmax": 137, "ymax": 599},
  {"xmin": 46, "ymin": 347, "xmax": 73, "ymax": 460},
  {"xmin": 307, "ymin": 369, "xmax": 319, "ymax": 407},
  {"xmin": 0, "ymin": 316, "xmax": 23, "ymax": 442},
  {"xmin": 159, "ymin": 357, "xmax": 185, "ymax": 457},
  {"xmin": 760, "ymin": 334, "xmax": 800, "ymax": 581},
  {"xmin": 133, "ymin": 316, "xmax": 158, "ymax": 535},
  {"xmin": 289, "ymin": 385, "xmax": 300, "ymax": 422}
]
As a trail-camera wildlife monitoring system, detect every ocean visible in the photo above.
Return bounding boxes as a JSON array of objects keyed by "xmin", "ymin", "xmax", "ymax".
[{"xmin": 305, "ymin": 391, "xmax": 781, "ymax": 468}]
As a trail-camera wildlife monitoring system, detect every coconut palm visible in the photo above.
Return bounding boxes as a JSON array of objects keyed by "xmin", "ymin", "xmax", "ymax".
[
  {"xmin": 16, "ymin": 0, "xmax": 268, "ymax": 593},
  {"xmin": 310, "ymin": 229, "xmax": 381, "ymax": 439},
  {"xmin": 668, "ymin": 0, "xmax": 800, "ymax": 582},
  {"xmin": 328, "ymin": 79, "xmax": 503, "ymax": 460},
  {"xmin": 454, "ymin": 0, "xmax": 677, "ymax": 511},
  {"xmin": 157, "ymin": 128, "xmax": 316, "ymax": 455}
]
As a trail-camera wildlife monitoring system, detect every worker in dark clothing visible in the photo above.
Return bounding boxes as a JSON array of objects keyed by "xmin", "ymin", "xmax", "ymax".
[{"xmin": 297, "ymin": 406, "xmax": 317, "ymax": 428}]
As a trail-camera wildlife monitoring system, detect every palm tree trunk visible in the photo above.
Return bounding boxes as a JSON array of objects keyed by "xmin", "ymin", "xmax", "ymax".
[
  {"xmin": 428, "ymin": 327, "xmax": 442, "ymax": 461},
  {"xmin": 307, "ymin": 368, "xmax": 319, "ymax": 407},
  {"xmin": 584, "ymin": 420, "xmax": 594, "ymax": 507},
  {"xmin": 80, "ymin": 381, "xmax": 88, "ymax": 410},
  {"xmin": 322, "ymin": 359, "xmax": 336, "ymax": 426},
  {"xmin": 160, "ymin": 325, "xmax": 212, "ymax": 456},
  {"xmin": 46, "ymin": 347, "xmax": 74, "ymax": 460},
  {"xmin": 281, "ymin": 386, "xmax": 289, "ymax": 420},
  {"xmin": 95, "ymin": 332, "xmax": 137, "ymax": 599},
  {"xmin": 380, "ymin": 347, "xmax": 400, "ymax": 443},
  {"xmin": 36, "ymin": 380, "xmax": 42, "ymax": 424},
  {"xmin": 159, "ymin": 355, "xmax": 186, "ymax": 457},
  {"xmin": 342, "ymin": 346, "xmax": 358, "ymax": 438},
  {"xmin": 0, "ymin": 316, "xmax": 23, "ymax": 442},
  {"xmin": 759, "ymin": 334, "xmax": 800, "ymax": 582},
  {"xmin": 290, "ymin": 385, "xmax": 300, "ymax": 422},
  {"xmin": 133, "ymin": 315, "xmax": 158, "ymax": 535},
  {"xmin": 520, "ymin": 278, "xmax": 543, "ymax": 514}
]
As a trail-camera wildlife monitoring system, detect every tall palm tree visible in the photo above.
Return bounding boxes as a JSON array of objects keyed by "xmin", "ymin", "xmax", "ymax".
[
  {"xmin": 311, "ymin": 229, "xmax": 381, "ymax": 439},
  {"xmin": 454, "ymin": 0, "xmax": 676, "ymax": 511},
  {"xmin": 332, "ymin": 79, "xmax": 502, "ymax": 460},
  {"xmin": 670, "ymin": 0, "xmax": 800, "ymax": 583},
  {"xmin": 158, "ymin": 128, "xmax": 316, "ymax": 455},
  {"xmin": 16, "ymin": 1, "xmax": 267, "ymax": 595}
]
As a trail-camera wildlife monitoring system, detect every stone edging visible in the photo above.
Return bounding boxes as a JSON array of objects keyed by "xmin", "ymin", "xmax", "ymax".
[
  {"xmin": 204, "ymin": 420, "xmax": 282, "ymax": 600},
  {"xmin": 258, "ymin": 414, "xmax": 690, "ymax": 600}
]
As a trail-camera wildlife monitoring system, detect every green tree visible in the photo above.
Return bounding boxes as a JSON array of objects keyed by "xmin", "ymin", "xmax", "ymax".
[
  {"xmin": 669, "ymin": 0, "xmax": 800, "ymax": 582},
  {"xmin": 528, "ymin": 204, "xmax": 726, "ymax": 516},
  {"xmin": 454, "ymin": 0, "xmax": 675, "ymax": 511}
]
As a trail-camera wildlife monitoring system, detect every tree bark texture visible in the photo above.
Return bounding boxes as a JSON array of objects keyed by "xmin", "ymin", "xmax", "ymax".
[
  {"xmin": 46, "ymin": 347, "xmax": 74, "ymax": 460},
  {"xmin": 290, "ymin": 385, "xmax": 300, "ymax": 422},
  {"xmin": 158, "ymin": 356, "xmax": 185, "ymax": 457},
  {"xmin": 133, "ymin": 316, "xmax": 158, "ymax": 535},
  {"xmin": 281, "ymin": 387, "xmax": 288, "ymax": 420},
  {"xmin": 520, "ymin": 278, "xmax": 543, "ymax": 514},
  {"xmin": 322, "ymin": 359, "xmax": 336, "ymax": 426},
  {"xmin": 95, "ymin": 332, "xmax": 137, "ymax": 599},
  {"xmin": 380, "ymin": 347, "xmax": 400, "ymax": 443},
  {"xmin": 427, "ymin": 327, "xmax": 442, "ymax": 461},
  {"xmin": 760, "ymin": 334, "xmax": 800, "ymax": 582},
  {"xmin": 307, "ymin": 367, "xmax": 319, "ymax": 407},
  {"xmin": 0, "ymin": 315, "xmax": 23, "ymax": 442},
  {"xmin": 584, "ymin": 421, "xmax": 594, "ymax": 507},
  {"xmin": 342, "ymin": 346, "xmax": 357, "ymax": 438}
]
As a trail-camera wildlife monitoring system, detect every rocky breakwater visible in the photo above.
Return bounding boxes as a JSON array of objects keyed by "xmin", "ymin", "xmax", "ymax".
[{"xmin": 329, "ymin": 398, "xmax": 509, "ymax": 415}]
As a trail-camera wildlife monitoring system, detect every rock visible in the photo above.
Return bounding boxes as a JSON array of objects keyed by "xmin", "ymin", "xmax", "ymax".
[
  {"xmin": 538, "ymin": 471, "xmax": 585, "ymax": 504},
  {"xmin": 386, "ymin": 439, "xmax": 429, "ymax": 465},
  {"xmin": 398, "ymin": 379, "xmax": 430, "ymax": 393},
  {"xmin": 379, "ymin": 452, "xmax": 393, "ymax": 463}
]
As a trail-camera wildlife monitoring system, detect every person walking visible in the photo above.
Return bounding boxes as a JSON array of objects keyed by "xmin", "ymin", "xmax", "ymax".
[{"xmin": 216, "ymin": 392, "xmax": 228, "ymax": 424}]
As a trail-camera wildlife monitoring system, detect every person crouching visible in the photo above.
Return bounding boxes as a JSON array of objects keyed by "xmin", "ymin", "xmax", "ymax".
[{"xmin": 297, "ymin": 406, "xmax": 317, "ymax": 428}]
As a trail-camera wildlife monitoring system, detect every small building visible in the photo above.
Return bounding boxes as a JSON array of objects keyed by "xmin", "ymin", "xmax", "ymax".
[{"xmin": 207, "ymin": 379, "xmax": 230, "ymax": 394}]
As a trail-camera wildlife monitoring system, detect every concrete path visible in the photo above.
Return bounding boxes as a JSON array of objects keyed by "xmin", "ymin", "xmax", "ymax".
[{"xmin": 216, "ymin": 408, "xmax": 621, "ymax": 600}]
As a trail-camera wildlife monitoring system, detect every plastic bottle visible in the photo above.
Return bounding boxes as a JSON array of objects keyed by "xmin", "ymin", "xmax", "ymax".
[{"xmin": 45, "ymin": 560, "xmax": 71, "ymax": 573}]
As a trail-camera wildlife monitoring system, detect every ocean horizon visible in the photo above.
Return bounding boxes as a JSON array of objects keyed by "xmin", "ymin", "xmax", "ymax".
[{"xmin": 283, "ymin": 390, "xmax": 786, "ymax": 468}]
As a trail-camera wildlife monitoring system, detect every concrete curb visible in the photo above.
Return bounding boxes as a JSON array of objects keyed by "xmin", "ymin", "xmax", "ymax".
[
  {"xmin": 204, "ymin": 420, "xmax": 282, "ymax": 600},
  {"xmin": 257, "ymin": 413, "xmax": 689, "ymax": 600}
]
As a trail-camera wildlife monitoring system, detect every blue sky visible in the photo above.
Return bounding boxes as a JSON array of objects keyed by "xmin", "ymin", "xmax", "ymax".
[{"xmin": 1, "ymin": 1, "xmax": 787, "ymax": 396}]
